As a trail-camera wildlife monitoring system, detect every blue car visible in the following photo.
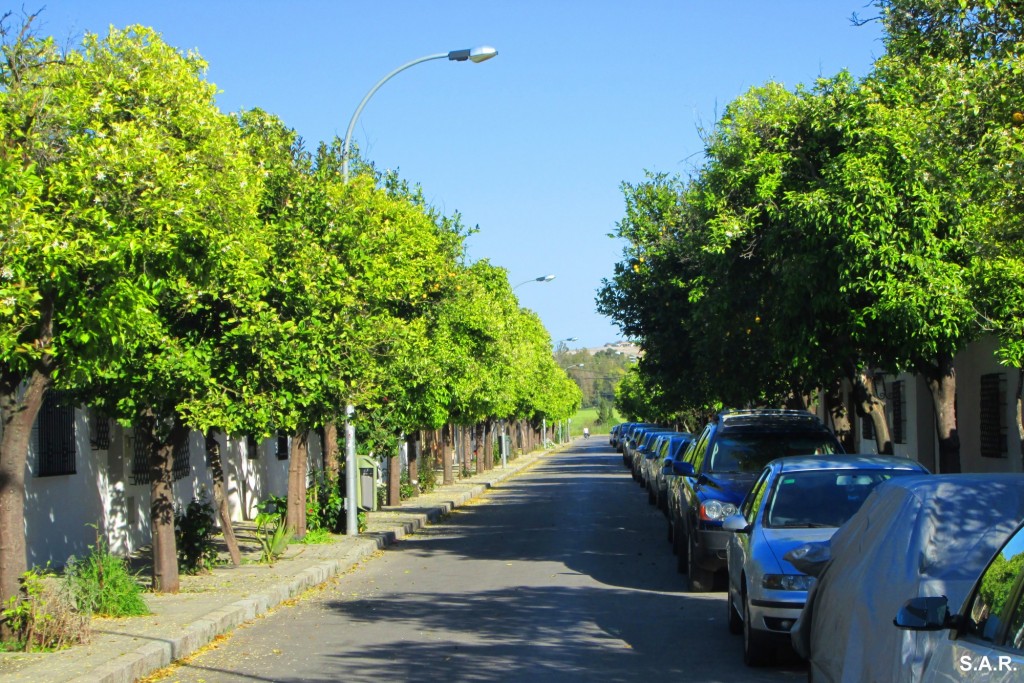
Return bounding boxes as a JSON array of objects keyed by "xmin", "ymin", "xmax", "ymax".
[{"xmin": 672, "ymin": 409, "xmax": 843, "ymax": 592}]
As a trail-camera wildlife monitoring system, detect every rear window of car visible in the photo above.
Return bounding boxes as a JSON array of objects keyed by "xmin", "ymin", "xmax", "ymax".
[
  {"xmin": 707, "ymin": 433, "xmax": 839, "ymax": 474},
  {"xmin": 764, "ymin": 469, "xmax": 916, "ymax": 528}
]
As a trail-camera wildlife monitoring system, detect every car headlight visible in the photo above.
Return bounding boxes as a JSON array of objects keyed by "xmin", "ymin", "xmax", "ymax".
[
  {"xmin": 761, "ymin": 574, "xmax": 815, "ymax": 591},
  {"xmin": 700, "ymin": 499, "xmax": 738, "ymax": 521}
]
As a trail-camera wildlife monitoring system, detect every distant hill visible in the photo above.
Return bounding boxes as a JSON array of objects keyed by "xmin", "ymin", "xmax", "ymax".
[{"xmin": 586, "ymin": 341, "xmax": 642, "ymax": 359}]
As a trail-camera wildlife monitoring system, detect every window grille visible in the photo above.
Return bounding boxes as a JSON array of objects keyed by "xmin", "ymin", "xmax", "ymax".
[
  {"xmin": 980, "ymin": 373, "xmax": 1008, "ymax": 458},
  {"xmin": 276, "ymin": 433, "xmax": 289, "ymax": 460},
  {"xmin": 89, "ymin": 409, "xmax": 111, "ymax": 450},
  {"xmin": 861, "ymin": 414, "xmax": 875, "ymax": 441},
  {"xmin": 36, "ymin": 390, "xmax": 76, "ymax": 477},
  {"xmin": 891, "ymin": 381, "xmax": 907, "ymax": 445},
  {"xmin": 131, "ymin": 428, "xmax": 192, "ymax": 484}
]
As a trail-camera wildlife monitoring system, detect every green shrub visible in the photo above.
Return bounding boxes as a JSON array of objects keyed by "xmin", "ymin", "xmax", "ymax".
[
  {"xmin": 1, "ymin": 566, "xmax": 90, "ymax": 651},
  {"xmin": 64, "ymin": 533, "xmax": 148, "ymax": 618},
  {"xmin": 399, "ymin": 470, "xmax": 416, "ymax": 500},
  {"xmin": 418, "ymin": 460, "xmax": 438, "ymax": 493},
  {"xmin": 175, "ymin": 496, "xmax": 221, "ymax": 574},
  {"xmin": 254, "ymin": 495, "xmax": 290, "ymax": 565},
  {"xmin": 307, "ymin": 469, "xmax": 344, "ymax": 532}
]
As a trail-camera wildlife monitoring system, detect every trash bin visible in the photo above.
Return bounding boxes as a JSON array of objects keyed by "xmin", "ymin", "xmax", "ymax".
[{"xmin": 357, "ymin": 454, "xmax": 378, "ymax": 511}]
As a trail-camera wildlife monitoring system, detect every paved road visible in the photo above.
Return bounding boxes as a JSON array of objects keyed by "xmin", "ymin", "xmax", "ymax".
[{"xmin": 152, "ymin": 439, "xmax": 806, "ymax": 682}]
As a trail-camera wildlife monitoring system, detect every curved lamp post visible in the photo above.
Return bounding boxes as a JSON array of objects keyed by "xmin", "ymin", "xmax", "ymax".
[
  {"xmin": 340, "ymin": 45, "xmax": 498, "ymax": 536},
  {"xmin": 341, "ymin": 46, "xmax": 498, "ymax": 184},
  {"xmin": 513, "ymin": 274, "xmax": 556, "ymax": 290}
]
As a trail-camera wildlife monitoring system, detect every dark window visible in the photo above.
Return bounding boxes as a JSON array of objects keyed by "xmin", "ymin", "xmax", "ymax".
[
  {"xmin": 981, "ymin": 373, "xmax": 1008, "ymax": 459},
  {"xmin": 247, "ymin": 435, "xmax": 259, "ymax": 459},
  {"xmin": 173, "ymin": 439, "xmax": 190, "ymax": 480},
  {"xmin": 36, "ymin": 390, "xmax": 76, "ymax": 477},
  {"xmin": 891, "ymin": 380, "xmax": 907, "ymax": 445},
  {"xmin": 131, "ymin": 428, "xmax": 150, "ymax": 485},
  {"xmin": 131, "ymin": 429, "xmax": 192, "ymax": 484},
  {"xmin": 89, "ymin": 409, "xmax": 111, "ymax": 450},
  {"xmin": 276, "ymin": 433, "xmax": 289, "ymax": 460},
  {"xmin": 862, "ymin": 414, "xmax": 875, "ymax": 441}
]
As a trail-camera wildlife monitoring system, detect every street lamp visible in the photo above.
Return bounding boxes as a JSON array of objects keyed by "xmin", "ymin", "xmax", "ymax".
[
  {"xmin": 342, "ymin": 46, "xmax": 498, "ymax": 184},
  {"xmin": 340, "ymin": 45, "xmax": 498, "ymax": 536},
  {"xmin": 513, "ymin": 274, "xmax": 556, "ymax": 290}
]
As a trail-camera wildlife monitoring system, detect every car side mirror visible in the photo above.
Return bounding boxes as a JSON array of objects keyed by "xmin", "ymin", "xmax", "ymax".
[
  {"xmin": 894, "ymin": 596, "xmax": 956, "ymax": 631},
  {"xmin": 675, "ymin": 461, "xmax": 695, "ymax": 477},
  {"xmin": 722, "ymin": 513, "xmax": 750, "ymax": 533}
]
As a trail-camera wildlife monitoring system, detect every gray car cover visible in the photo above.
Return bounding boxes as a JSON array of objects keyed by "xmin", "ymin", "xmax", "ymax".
[{"xmin": 791, "ymin": 473, "xmax": 1024, "ymax": 683}]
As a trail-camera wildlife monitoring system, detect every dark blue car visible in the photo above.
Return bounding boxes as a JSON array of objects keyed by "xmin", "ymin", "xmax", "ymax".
[{"xmin": 672, "ymin": 409, "xmax": 843, "ymax": 592}]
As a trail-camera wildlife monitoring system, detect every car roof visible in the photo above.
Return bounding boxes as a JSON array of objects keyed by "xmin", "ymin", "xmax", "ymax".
[
  {"xmin": 772, "ymin": 454, "xmax": 930, "ymax": 473},
  {"xmin": 717, "ymin": 409, "xmax": 828, "ymax": 433}
]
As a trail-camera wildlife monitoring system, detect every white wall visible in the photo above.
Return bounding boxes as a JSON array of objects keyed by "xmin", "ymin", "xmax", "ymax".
[{"xmin": 22, "ymin": 415, "xmax": 324, "ymax": 569}]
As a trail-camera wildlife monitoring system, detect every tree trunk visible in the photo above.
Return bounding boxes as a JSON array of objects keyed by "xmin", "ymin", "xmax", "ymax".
[
  {"xmin": 460, "ymin": 425, "xmax": 471, "ymax": 477},
  {"xmin": 322, "ymin": 422, "xmax": 340, "ymax": 479},
  {"xmin": 824, "ymin": 381, "xmax": 855, "ymax": 453},
  {"xmin": 145, "ymin": 410, "xmax": 187, "ymax": 594},
  {"xmin": 848, "ymin": 365, "xmax": 893, "ymax": 455},
  {"xmin": 920, "ymin": 353, "xmax": 961, "ymax": 473},
  {"xmin": 286, "ymin": 431, "xmax": 309, "ymax": 539},
  {"xmin": 387, "ymin": 440, "xmax": 401, "ymax": 506},
  {"xmin": 0, "ymin": 367, "xmax": 49, "ymax": 633},
  {"xmin": 442, "ymin": 424, "xmax": 454, "ymax": 485},
  {"xmin": 0, "ymin": 298, "xmax": 54, "ymax": 628},
  {"xmin": 204, "ymin": 431, "xmax": 240, "ymax": 567},
  {"xmin": 483, "ymin": 420, "xmax": 494, "ymax": 471},
  {"xmin": 474, "ymin": 424, "xmax": 484, "ymax": 474}
]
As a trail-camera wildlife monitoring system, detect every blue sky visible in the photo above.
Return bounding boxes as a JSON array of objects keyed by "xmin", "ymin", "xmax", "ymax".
[{"xmin": 34, "ymin": 1, "xmax": 885, "ymax": 349}]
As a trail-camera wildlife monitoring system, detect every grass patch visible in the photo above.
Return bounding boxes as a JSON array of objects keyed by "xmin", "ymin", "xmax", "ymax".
[
  {"xmin": 298, "ymin": 528, "xmax": 334, "ymax": 545},
  {"xmin": 570, "ymin": 407, "xmax": 623, "ymax": 436}
]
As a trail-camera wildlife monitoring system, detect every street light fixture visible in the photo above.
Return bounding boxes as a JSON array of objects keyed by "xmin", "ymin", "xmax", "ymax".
[
  {"xmin": 340, "ymin": 45, "xmax": 498, "ymax": 536},
  {"xmin": 513, "ymin": 274, "xmax": 556, "ymax": 290}
]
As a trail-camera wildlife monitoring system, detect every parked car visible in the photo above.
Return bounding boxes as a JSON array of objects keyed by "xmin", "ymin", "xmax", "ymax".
[
  {"xmin": 641, "ymin": 432, "xmax": 683, "ymax": 498},
  {"xmin": 724, "ymin": 455, "xmax": 928, "ymax": 666},
  {"xmin": 609, "ymin": 423, "xmax": 623, "ymax": 449},
  {"xmin": 631, "ymin": 427, "xmax": 672, "ymax": 482},
  {"xmin": 620, "ymin": 422, "xmax": 657, "ymax": 465},
  {"xmin": 650, "ymin": 433, "xmax": 694, "ymax": 511},
  {"xmin": 791, "ymin": 474, "xmax": 1024, "ymax": 683},
  {"xmin": 894, "ymin": 516, "xmax": 1024, "ymax": 683},
  {"xmin": 671, "ymin": 409, "xmax": 843, "ymax": 592}
]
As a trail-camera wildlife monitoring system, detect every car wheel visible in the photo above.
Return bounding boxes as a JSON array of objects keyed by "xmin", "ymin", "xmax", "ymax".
[
  {"xmin": 687, "ymin": 538, "xmax": 714, "ymax": 592},
  {"xmin": 647, "ymin": 483, "xmax": 656, "ymax": 505},
  {"xmin": 727, "ymin": 583, "xmax": 742, "ymax": 635},
  {"xmin": 676, "ymin": 529, "xmax": 688, "ymax": 574},
  {"xmin": 743, "ymin": 590, "xmax": 772, "ymax": 666}
]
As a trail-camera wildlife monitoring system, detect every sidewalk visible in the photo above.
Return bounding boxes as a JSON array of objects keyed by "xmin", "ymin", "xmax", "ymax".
[{"xmin": 0, "ymin": 447, "xmax": 557, "ymax": 683}]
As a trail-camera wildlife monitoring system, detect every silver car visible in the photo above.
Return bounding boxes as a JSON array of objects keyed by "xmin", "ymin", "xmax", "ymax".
[{"xmin": 724, "ymin": 454, "xmax": 928, "ymax": 667}]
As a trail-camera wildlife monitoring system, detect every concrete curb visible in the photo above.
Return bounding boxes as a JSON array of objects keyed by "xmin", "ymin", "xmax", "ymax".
[{"xmin": 58, "ymin": 446, "xmax": 557, "ymax": 683}]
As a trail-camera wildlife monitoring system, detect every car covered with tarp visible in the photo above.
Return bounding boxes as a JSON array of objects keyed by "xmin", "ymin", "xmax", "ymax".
[{"xmin": 790, "ymin": 473, "xmax": 1024, "ymax": 683}]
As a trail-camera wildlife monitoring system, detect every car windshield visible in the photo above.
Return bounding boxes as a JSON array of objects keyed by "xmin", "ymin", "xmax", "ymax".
[
  {"xmin": 708, "ymin": 433, "xmax": 838, "ymax": 474},
  {"xmin": 764, "ymin": 469, "xmax": 913, "ymax": 528}
]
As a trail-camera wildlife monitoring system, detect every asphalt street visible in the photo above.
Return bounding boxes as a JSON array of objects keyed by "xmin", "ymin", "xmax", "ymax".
[{"xmin": 149, "ymin": 439, "xmax": 806, "ymax": 682}]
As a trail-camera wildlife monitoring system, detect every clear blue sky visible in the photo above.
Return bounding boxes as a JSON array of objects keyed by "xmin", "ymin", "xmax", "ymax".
[{"xmin": 33, "ymin": 1, "xmax": 885, "ymax": 349}]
